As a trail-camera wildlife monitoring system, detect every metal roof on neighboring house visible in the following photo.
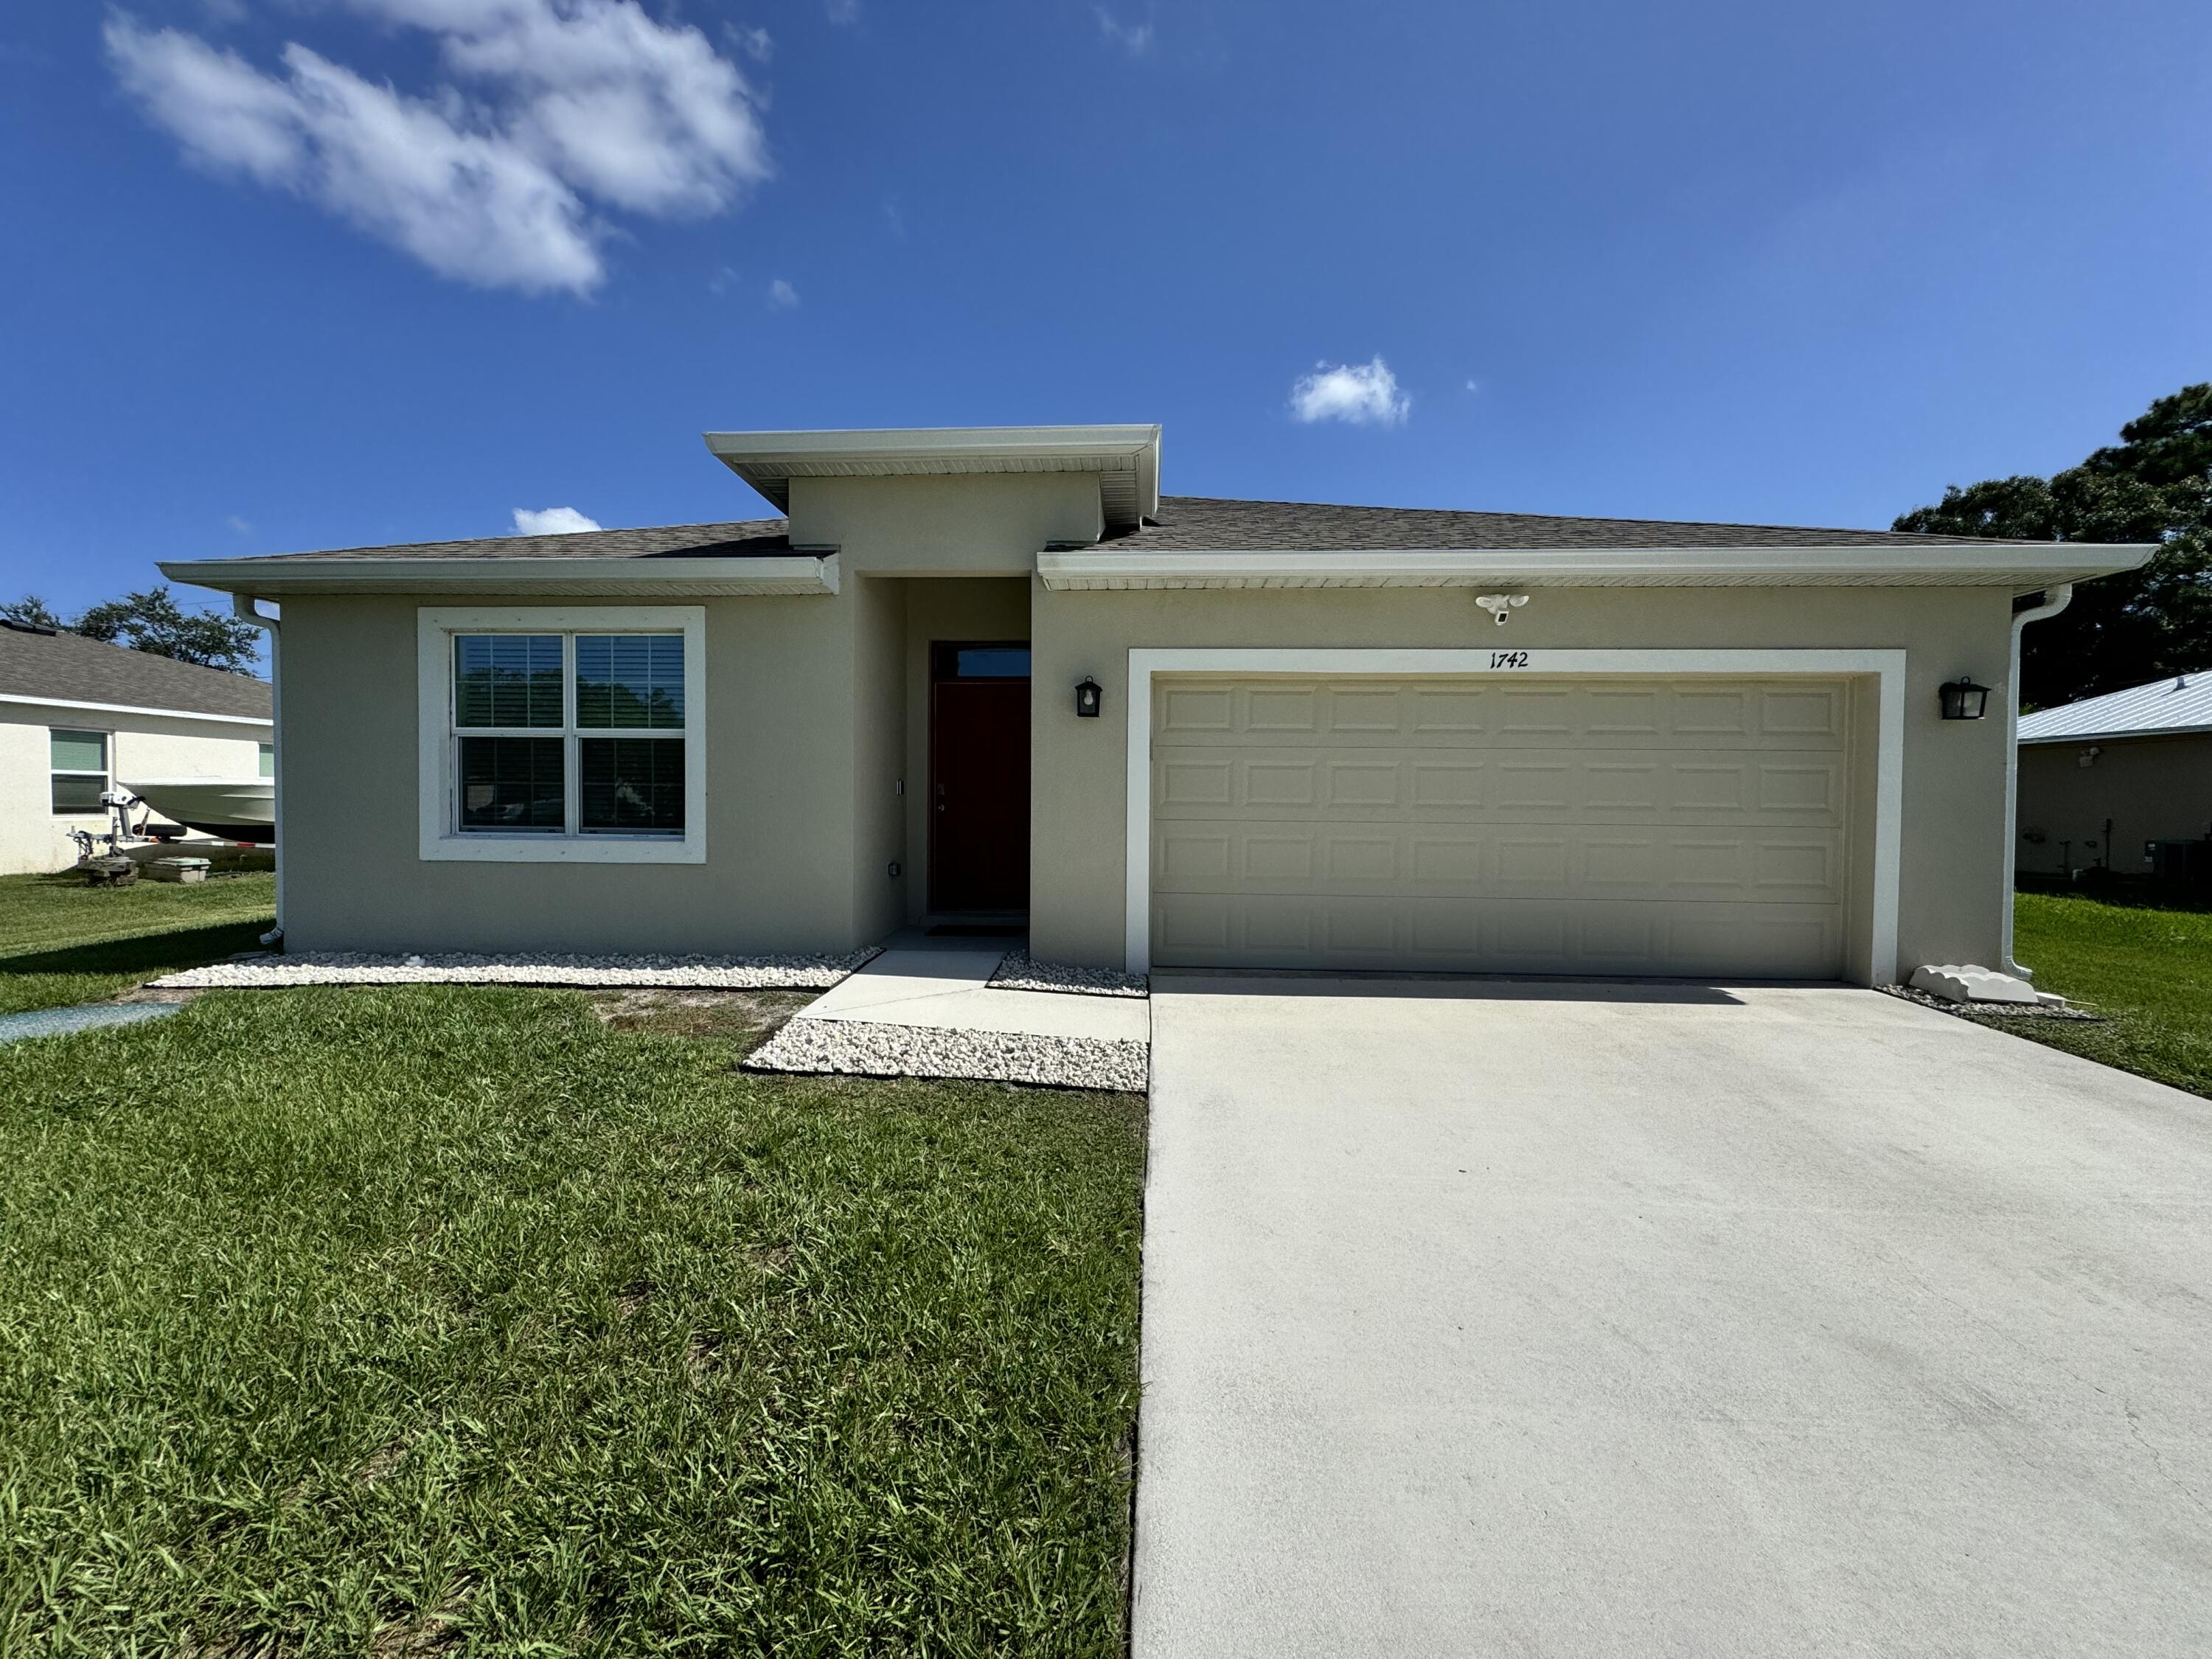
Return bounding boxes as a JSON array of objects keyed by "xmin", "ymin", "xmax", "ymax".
[
  {"xmin": 0, "ymin": 619, "xmax": 271, "ymax": 722},
  {"xmin": 2018, "ymin": 673, "xmax": 2212, "ymax": 745}
]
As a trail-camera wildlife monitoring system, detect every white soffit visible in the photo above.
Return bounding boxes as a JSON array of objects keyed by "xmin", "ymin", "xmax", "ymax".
[
  {"xmin": 703, "ymin": 425, "xmax": 1164, "ymax": 531},
  {"xmin": 1035, "ymin": 543, "xmax": 2157, "ymax": 591},
  {"xmin": 158, "ymin": 555, "xmax": 841, "ymax": 598}
]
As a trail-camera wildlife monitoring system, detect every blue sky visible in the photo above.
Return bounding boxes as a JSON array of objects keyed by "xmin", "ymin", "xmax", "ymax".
[{"xmin": 2, "ymin": 0, "xmax": 2208, "ymax": 629}]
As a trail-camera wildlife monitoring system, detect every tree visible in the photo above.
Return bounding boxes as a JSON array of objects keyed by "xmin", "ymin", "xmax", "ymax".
[
  {"xmin": 71, "ymin": 586, "xmax": 263, "ymax": 673},
  {"xmin": 0, "ymin": 595, "xmax": 65, "ymax": 630},
  {"xmin": 1894, "ymin": 383, "xmax": 2212, "ymax": 710}
]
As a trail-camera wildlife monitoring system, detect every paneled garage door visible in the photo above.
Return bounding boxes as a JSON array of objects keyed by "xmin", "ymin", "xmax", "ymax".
[{"xmin": 1150, "ymin": 675, "xmax": 1853, "ymax": 978}]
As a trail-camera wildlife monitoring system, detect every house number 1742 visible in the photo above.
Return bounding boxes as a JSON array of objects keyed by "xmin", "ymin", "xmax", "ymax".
[{"xmin": 1489, "ymin": 650, "xmax": 1531, "ymax": 669}]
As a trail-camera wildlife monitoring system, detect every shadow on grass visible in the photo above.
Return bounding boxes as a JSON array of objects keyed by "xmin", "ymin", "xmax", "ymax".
[{"xmin": 0, "ymin": 920, "xmax": 273, "ymax": 985}]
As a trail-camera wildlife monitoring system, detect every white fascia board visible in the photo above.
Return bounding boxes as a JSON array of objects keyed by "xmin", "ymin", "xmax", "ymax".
[
  {"xmin": 159, "ymin": 554, "xmax": 839, "ymax": 598},
  {"xmin": 2019, "ymin": 723, "xmax": 2212, "ymax": 746},
  {"xmin": 0, "ymin": 692, "xmax": 271, "ymax": 728},
  {"xmin": 703, "ymin": 424, "xmax": 1163, "ymax": 524},
  {"xmin": 1037, "ymin": 543, "xmax": 2158, "ymax": 591}
]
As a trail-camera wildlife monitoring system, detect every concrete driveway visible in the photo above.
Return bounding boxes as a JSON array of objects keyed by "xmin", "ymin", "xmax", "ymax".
[{"xmin": 1134, "ymin": 978, "xmax": 2212, "ymax": 1658}]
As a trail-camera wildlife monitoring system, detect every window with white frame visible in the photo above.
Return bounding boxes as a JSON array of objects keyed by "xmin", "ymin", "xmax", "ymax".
[
  {"xmin": 418, "ymin": 607, "xmax": 705, "ymax": 863},
  {"xmin": 50, "ymin": 728, "xmax": 109, "ymax": 815},
  {"xmin": 257, "ymin": 742, "xmax": 274, "ymax": 778}
]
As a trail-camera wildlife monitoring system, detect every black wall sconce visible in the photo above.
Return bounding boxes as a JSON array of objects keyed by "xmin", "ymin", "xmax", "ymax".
[
  {"xmin": 1938, "ymin": 676, "xmax": 1991, "ymax": 720},
  {"xmin": 1074, "ymin": 676, "xmax": 1103, "ymax": 719}
]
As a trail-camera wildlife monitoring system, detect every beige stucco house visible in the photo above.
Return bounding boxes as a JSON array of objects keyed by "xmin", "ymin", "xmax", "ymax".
[
  {"xmin": 2017, "ymin": 673, "xmax": 2212, "ymax": 879},
  {"xmin": 164, "ymin": 425, "xmax": 2152, "ymax": 984},
  {"xmin": 0, "ymin": 617, "xmax": 272, "ymax": 875}
]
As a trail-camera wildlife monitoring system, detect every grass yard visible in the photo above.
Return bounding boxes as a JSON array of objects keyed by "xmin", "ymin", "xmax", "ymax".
[
  {"xmin": 1966, "ymin": 889, "xmax": 2212, "ymax": 1099},
  {"xmin": 0, "ymin": 870, "xmax": 277, "ymax": 1015},
  {"xmin": 0, "ymin": 986, "xmax": 1146, "ymax": 1655}
]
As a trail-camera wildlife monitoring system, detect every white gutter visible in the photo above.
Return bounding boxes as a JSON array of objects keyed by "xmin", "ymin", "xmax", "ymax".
[
  {"xmin": 1036, "ymin": 543, "xmax": 2157, "ymax": 590},
  {"xmin": 232, "ymin": 594, "xmax": 285, "ymax": 950},
  {"xmin": 0, "ymin": 693, "xmax": 269, "ymax": 728},
  {"xmin": 2003, "ymin": 585, "xmax": 2073, "ymax": 979}
]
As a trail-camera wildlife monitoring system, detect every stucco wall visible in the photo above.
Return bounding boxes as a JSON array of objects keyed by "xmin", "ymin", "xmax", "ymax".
[
  {"xmin": 1028, "ymin": 582, "xmax": 2020, "ymax": 980},
  {"xmin": 0, "ymin": 708, "xmax": 266, "ymax": 876},
  {"xmin": 790, "ymin": 473, "xmax": 1101, "ymax": 574},
  {"xmin": 2016, "ymin": 733, "xmax": 2212, "ymax": 876},
  {"xmin": 278, "ymin": 592, "xmax": 863, "ymax": 953}
]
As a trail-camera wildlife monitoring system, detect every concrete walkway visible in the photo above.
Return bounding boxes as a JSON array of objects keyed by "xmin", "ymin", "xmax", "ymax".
[
  {"xmin": 0, "ymin": 1001, "xmax": 182, "ymax": 1045},
  {"xmin": 801, "ymin": 936, "xmax": 1148, "ymax": 1043},
  {"xmin": 745, "ymin": 933, "xmax": 1150, "ymax": 1090},
  {"xmin": 1135, "ymin": 975, "xmax": 2212, "ymax": 1658}
]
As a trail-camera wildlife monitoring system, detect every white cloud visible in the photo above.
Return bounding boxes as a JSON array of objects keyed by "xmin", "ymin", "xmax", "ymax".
[
  {"xmin": 767, "ymin": 276, "xmax": 798, "ymax": 307},
  {"xmin": 226, "ymin": 514, "xmax": 253, "ymax": 533},
  {"xmin": 726, "ymin": 24, "xmax": 772, "ymax": 63},
  {"xmin": 1464, "ymin": 378, "xmax": 1481, "ymax": 392},
  {"xmin": 512, "ymin": 506, "xmax": 602, "ymax": 535},
  {"xmin": 824, "ymin": 0, "xmax": 859, "ymax": 24},
  {"xmin": 105, "ymin": 1, "xmax": 771, "ymax": 296},
  {"xmin": 1290, "ymin": 356, "xmax": 1411, "ymax": 427},
  {"xmin": 1095, "ymin": 7, "xmax": 1155, "ymax": 54}
]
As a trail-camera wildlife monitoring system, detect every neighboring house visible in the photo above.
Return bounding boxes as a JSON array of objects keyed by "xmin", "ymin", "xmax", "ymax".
[
  {"xmin": 0, "ymin": 617, "xmax": 273, "ymax": 875},
  {"xmin": 2017, "ymin": 673, "xmax": 2212, "ymax": 877},
  {"xmin": 164, "ymin": 425, "xmax": 2152, "ymax": 983}
]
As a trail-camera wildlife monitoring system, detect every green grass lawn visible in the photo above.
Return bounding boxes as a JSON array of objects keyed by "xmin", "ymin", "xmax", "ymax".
[
  {"xmin": 0, "ymin": 986, "xmax": 1146, "ymax": 1655},
  {"xmin": 1964, "ymin": 889, "xmax": 2212, "ymax": 1099},
  {"xmin": 0, "ymin": 871, "xmax": 277, "ymax": 1015}
]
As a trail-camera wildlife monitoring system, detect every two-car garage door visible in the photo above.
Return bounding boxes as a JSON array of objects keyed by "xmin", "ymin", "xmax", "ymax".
[{"xmin": 1150, "ymin": 675, "xmax": 1854, "ymax": 980}]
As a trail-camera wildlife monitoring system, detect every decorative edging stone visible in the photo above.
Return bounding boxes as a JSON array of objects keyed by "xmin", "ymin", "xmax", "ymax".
[
  {"xmin": 986, "ymin": 951, "xmax": 1149, "ymax": 999},
  {"xmin": 1879, "ymin": 984, "xmax": 2101, "ymax": 1023},
  {"xmin": 150, "ymin": 947, "xmax": 883, "ymax": 992},
  {"xmin": 745, "ymin": 1015, "xmax": 1150, "ymax": 1093}
]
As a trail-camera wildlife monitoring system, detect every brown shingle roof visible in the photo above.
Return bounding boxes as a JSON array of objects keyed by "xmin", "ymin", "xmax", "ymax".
[
  {"xmin": 210, "ymin": 496, "xmax": 2051, "ymax": 571},
  {"xmin": 0, "ymin": 622, "xmax": 271, "ymax": 720}
]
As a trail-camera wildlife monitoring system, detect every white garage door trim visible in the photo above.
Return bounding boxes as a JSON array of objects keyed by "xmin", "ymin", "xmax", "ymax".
[{"xmin": 1123, "ymin": 648, "xmax": 1907, "ymax": 982}]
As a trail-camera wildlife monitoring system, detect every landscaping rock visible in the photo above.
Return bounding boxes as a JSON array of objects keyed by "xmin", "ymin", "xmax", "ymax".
[
  {"xmin": 745, "ymin": 1015, "xmax": 1149, "ymax": 1092},
  {"xmin": 150, "ymin": 948, "xmax": 882, "ymax": 991},
  {"xmin": 987, "ymin": 950, "xmax": 1149, "ymax": 998}
]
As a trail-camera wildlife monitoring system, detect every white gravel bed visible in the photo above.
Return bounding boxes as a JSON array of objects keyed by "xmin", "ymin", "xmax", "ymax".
[
  {"xmin": 151, "ymin": 947, "xmax": 882, "ymax": 991},
  {"xmin": 745, "ymin": 1015, "xmax": 1149, "ymax": 1092},
  {"xmin": 1878, "ymin": 983, "xmax": 2101, "ymax": 1021},
  {"xmin": 986, "ymin": 950, "xmax": 1149, "ymax": 998}
]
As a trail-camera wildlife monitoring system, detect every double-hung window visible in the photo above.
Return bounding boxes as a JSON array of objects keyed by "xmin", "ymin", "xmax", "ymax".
[
  {"xmin": 50, "ymin": 728, "xmax": 110, "ymax": 815},
  {"xmin": 418, "ymin": 608, "xmax": 705, "ymax": 863}
]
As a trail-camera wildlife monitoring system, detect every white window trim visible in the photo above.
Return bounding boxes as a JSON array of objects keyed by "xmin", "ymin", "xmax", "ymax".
[
  {"xmin": 1121, "ymin": 647, "xmax": 1906, "ymax": 984},
  {"xmin": 417, "ymin": 605, "xmax": 706, "ymax": 864},
  {"xmin": 49, "ymin": 726, "xmax": 113, "ymax": 818}
]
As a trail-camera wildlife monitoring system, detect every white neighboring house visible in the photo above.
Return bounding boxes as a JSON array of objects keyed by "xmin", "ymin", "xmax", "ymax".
[{"xmin": 0, "ymin": 616, "xmax": 273, "ymax": 876}]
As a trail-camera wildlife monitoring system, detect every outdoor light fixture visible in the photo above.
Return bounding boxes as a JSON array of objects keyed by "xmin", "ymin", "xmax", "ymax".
[
  {"xmin": 1938, "ymin": 676, "xmax": 1990, "ymax": 721},
  {"xmin": 1074, "ymin": 676, "xmax": 1103, "ymax": 719}
]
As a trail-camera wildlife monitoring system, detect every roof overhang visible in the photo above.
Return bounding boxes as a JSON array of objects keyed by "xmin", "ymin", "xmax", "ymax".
[
  {"xmin": 159, "ymin": 554, "xmax": 840, "ymax": 599},
  {"xmin": 703, "ymin": 425, "xmax": 1163, "ymax": 531},
  {"xmin": 0, "ymin": 692, "xmax": 270, "ymax": 728},
  {"xmin": 1034, "ymin": 543, "xmax": 2158, "ymax": 591},
  {"xmin": 2019, "ymin": 723, "xmax": 2212, "ymax": 746}
]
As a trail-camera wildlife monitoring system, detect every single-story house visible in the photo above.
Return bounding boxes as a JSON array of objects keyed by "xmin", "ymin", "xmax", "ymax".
[
  {"xmin": 0, "ymin": 616, "xmax": 273, "ymax": 875},
  {"xmin": 2017, "ymin": 672, "xmax": 2212, "ymax": 878},
  {"xmin": 163, "ymin": 425, "xmax": 2153, "ymax": 984}
]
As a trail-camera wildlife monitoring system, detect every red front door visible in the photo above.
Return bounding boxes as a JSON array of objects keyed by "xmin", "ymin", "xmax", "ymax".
[{"xmin": 930, "ymin": 644, "xmax": 1031, "ymax": 912}]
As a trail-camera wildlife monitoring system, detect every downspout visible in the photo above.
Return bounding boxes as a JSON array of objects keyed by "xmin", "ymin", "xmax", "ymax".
[
  {"xmin": 232, "ymin": 594, "xmax": 284, "ymax": 949},
  {"xmin": 2002, "ymin": 585, "xmax": 2072, "ymax": 978}
]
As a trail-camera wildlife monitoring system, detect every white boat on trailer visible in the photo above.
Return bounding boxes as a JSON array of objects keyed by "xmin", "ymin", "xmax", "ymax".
[{"xmin": 122, "ymin": 777, "xmax": 276, "ymax": 845}]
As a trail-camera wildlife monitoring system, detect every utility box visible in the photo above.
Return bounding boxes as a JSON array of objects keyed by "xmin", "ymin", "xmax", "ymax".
[{"xmin": 2146, "ymin": 839, "xmax": 2211, "ymax": 886}]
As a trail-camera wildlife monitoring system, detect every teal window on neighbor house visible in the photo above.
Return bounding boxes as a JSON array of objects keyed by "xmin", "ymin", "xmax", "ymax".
[
  {"xmin": 451, "ymin": 633, "xmax": 685, "ymax": 836},
  {"xmin": 257, "ymin": 743, "xmax": 274, "ymax": 778},
  {"xmin": 49, "ymin": 728, "xmax": 109, "ymax": 815}
]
